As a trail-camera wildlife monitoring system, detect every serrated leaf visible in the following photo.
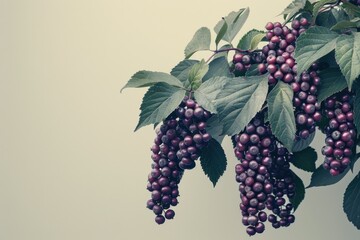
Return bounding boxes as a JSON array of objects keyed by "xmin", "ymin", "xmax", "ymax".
[
  {"xmin": 307, "ymin": 165, "xmax": 350, "ymax": 188},
  {"xmin": 135, "ymin": 83, "xmax": 186, "ymax": 131},
  {"xmin": 267, "ymin": 82, "xmax": 296, "ymax": 151},
  {"xmin": 215, "ymin": 74, "xmax": 269, "ymax": 136},
  {"xmin": 292, "ymin": 147, "xmax": 317, "ymax": 172},
  {"xmin": 188, "ymin": 59, "xmax": 209, "ymax": 90},
  {"xmin": 317, "ymin": 68, "xmax": 347, "ymax": 103},
  {"xmin": 331, "ymin": 18, "xmax": 360, "ymax": 31},
  {"xmin": 304, "ymin": 0, "xmax": 315, "ymax": 12},
  {"xmin": 280, "ymin": 0, "xmax": 307, "ymax": 21},
  {"xmin": 203, "ymin": 57, "xmax": 232, "ymax": 81},
  {"xmin": 264, "ymin": 110, "xmax": 269, "ymax": 124},
  {"xmin": 194, "ymin": 76, "xmax": 228, "ymax": 113},
  {"xmin": 171, "ymin": 59, "xmax": 199, "ymax": 84},
  {"xmin": 343, "ymin": 172, "xmax": 360, "ymax": 229},
  {"xmin": 353, "ymin": 81, "xmax": 360, "ymax": 138},
  {"xmin": 184, "ymin": 27, "xmax": 211, "ymax": 59},
  {"xmin": 316, "ymin": 114, "xmax": 329, "ymax": 132},
  {"xmin": 290, "ymin": 170, "xmax": 306, "ymax": 211},
  {"xmin": 312, "ymin": 0, "xmax": 338, "ymax": 23},
  {"xmin": 121, "ymin": 71, "xmax": 184, "ymax": 92},
  {"xmin": 295, "ymin": 26, "xmax": 339, "ymax": 74},
  {"xmin": 292, "ymin": 131, "xmax": 315, "ymax": 152},
  {"xmin": 316, "ymin": 7, "xmax": 349, "ymax": 28},
  {"xmin": 206, "ymin": 115, "xmax": 225, "ymax": 144},
  {"xmin": 237, "ymin": 29, "xmax": 265, "ymax": 50},
  {"xmin": 342, "ymin": 2, "xmax": 360, "ymax": 18},
  {"xmin": 350, "ymin": 153, "xmax": 360, "ymax": 172},
  {"xmin": 200, "ymin": 139, "xmax": 227, "ymax": 187},
  {"xmin": 335, "ymin": 33, "xmax": 360, "ymax": 91},
  {"xmin": 214, "ymin": 8, "xmax": 250, "ymax": 44},
  {"xmin": 215, "ymin": 19, "xmax": 228, "ymax": 48}
]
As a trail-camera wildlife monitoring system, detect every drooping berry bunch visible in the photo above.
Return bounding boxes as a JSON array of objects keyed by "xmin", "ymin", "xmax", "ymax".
[
  {"xmin": 232, "ymin": 51, "xmax": 265, "ymax": 77},
  {"xmin": 146, "ymin": 117, "xmax": 184, "ymax": 224},
  {"xmin": 146, "ymin": 96, "xmax": 213, "ymax": 224},
  {"xmin": 175, "ymin": 97, "xmax": 212, "ymax": 169},
  {"xmin": 292, "ymin": 65, "xmax": 322, "ymax": 140},
  {"xmin": 234, "ymin": 113, "xmax": 297, "ymax": 235},
  {"xmin": 261, "ymin": 19, "xmax": 322, "ymax": 140},
  {"xmin": 321, "ymin": 91, "xmax": 357, "ymax": 176},
  {"xmin": 266, "ymin": 146, "xmax": 296, "ymax": 229},
  {"xmin": 260, "ymin": 18, "xmax": 309, "ymax": 85},
  {"xmin": 234, "ymin": 114, "xmax": 275, "ymax": 236}
]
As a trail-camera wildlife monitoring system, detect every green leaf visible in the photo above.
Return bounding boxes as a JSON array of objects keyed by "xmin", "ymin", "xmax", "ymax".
[
  {"xmin": 280, "ymin": 0, "xmax": 307, "ymax": 21},
  {"xmin": 188, "ymin": 59, "xmax": 209, "ymax": 90},
  {"xmin": 343, "ymin": 172, "xmax": 360, "ymax": 230},
  {"xmin": 331, "ymin": 18, "xmax": 360, "ymax": 31},
  {"xmin": 295, "ymin": 26, "xmax": 339, "ymax": 74},
  {"xmin": 121, "ymin": 71, "xmax": 184, "ymax": 92},
  {"xmin": 350, "ymin": 153, "xmax": 360, "ymax": 172},
  {"xmin": 335, "ymin": 33, "xmax": 360, "ymax": 91},
  {"xmin": 292, "ymin": 131, "xmax": 315, "ymax": 152},
  {"xmin": 135, "ymin": 83, "xmax": 186, "ymax": 131},
  {"xmin": 200, "ymin": 139, "xmax": 227, "ymax": 187},
  {"xmin": 215, "ymin": 19, "xmax": 228, "ymax": 48},
  {"xmin": 292, "ymin": 147, "xmax": 317, "ymax": 172},
  {"xmin": 307, "ymin": 166, "xmax": 350, "ymax": 188},
  {"xmin": 194, "ymin": 76, "xmax": 228, "ymax": 113},
  {"xmin": 237, "ymin": 29, "xmax": 265, "ymax": 50},
  {"xmin": 203, "ymin": 57, "xmax": 232, "ymax": 81},
  {"xmin": 342, "ymin": 2, "xmax": 360, "ymax": 18},
  {"xmin": 290, "ymin": 170, "xmax": 306, "ymax": 211},
  {"xmin": 353, "ymin": 81, "xmax": 360, "ymax": 138},
  {"xmin": 312, "ymin": 0, "xmax": 338, "ymax": 23},
  {"xmin": 317, "ymin": 68, "xmax": 347, "ymax": 103},
  {"xmin": 304, "ymin": 0, "xmax": 315, "ymax": 12},
  {"xmin": 206, "ymin": 115, "xmax": 225, "ymax": 144},
  {"xmin": 316, "ymin": 7, "xmax": 349, "ymax": 29},
  {"xmin": 267, "ymin": 82, "xmax": 296, "ymax": 151},
  {"xmin": 171, "ymin": 59, "xmax": 199, "ymax": 83},
  {"xmin": 214, "ymin": 8, "xmax": 250, "ymax": 44},
  {"xmin": 245, "ymin": 64, "xmax": 261, "ymax": 77},
  {"xmin": 184, "ymin": 27, "xmax": 211, "ymax": 59},
  {"xmin": 316, "ymin": 114, "xmax": 329, "ymax": 133},
  {"xmin": 215, "ymin": 74, "xmax": 269, "ymax": 136}
]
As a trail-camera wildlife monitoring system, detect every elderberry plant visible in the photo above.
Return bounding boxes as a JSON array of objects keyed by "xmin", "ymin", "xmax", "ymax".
[{"xmin": 122, "ymin": 0, "xmax": 360, "ymax": 236}]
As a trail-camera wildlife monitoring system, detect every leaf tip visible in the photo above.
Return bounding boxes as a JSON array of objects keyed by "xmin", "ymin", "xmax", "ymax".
[
  {"xmin": 211, "ymin": 181, "xmax": 217, "ymax": 188},
  {"xmin": 120, "ymin": 85, "xmax": 126, "ymax": 93}
]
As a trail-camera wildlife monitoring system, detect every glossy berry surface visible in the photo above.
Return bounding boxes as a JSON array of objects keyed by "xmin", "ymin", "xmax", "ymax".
[{"xmin": 321, "ymin": 91, "xmax": 357, "ymax": 176}]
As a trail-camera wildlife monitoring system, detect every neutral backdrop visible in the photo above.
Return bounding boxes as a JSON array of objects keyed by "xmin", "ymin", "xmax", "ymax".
[{"xmin": 1, "ymin": 0, "xmax": 360, "ymax": 239}]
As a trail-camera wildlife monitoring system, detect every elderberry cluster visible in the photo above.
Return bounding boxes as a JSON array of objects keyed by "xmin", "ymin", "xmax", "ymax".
[
  {"xmin": 232, "ymin": 52, "xmax": 265, "ymax": 77},
  {"xmin": 260, "ymin": 18, "xmax": 308, "ymax": 85},
  {"xmin": 267, "ymin": 146, "xmax": 296, "ymax": 229},
  {"xmin": 175, "ymin": 97, "xmax": 212, "ymax": 170},
  {"xmin": 234, "ymin": 113, "xmax": 296, "ymax": 236},
  {"xmin": 261, "ymin": 19, "xmax": 322, "ymax": 140},
  {"xmin": 146, "ymin": 118, "xmax": 183, "ymax": 224},
  {"xmin": 292, "ymin": 66, "xmax": 322, "ymax": 140},
  {"xmin": 146, "ymin": 97, "xmax": 212, "ymax": 224},
  {"xmin": 322, "ymin": 91, "xmax": 356, "ymax": 176}
]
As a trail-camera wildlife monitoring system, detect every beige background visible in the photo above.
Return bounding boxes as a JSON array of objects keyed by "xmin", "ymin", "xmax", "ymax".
[{"xmin": 1, "ymin": 0, "xmax": 359, "ymax": 239}]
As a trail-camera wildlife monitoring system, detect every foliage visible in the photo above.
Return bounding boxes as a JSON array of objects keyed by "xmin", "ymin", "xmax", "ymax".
[{"xmin": 123, "ymin": 0, "xmax": 360, "ymax": 236}]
